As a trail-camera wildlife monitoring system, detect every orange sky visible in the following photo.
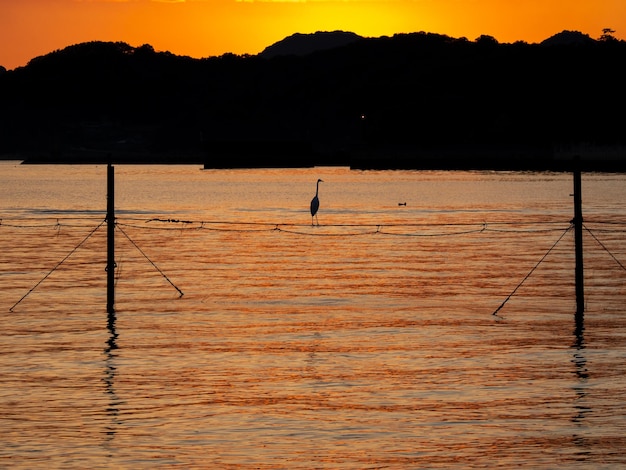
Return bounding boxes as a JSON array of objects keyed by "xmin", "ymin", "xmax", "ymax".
[{"xmin": 1, "ymin": 0, "xmax": 624, "ymax": 70}]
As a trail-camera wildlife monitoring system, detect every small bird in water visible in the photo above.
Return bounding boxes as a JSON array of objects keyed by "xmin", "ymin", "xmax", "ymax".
[{"xmin": 310, "ymin": 178, "xmax": 323, "ymax": 226}]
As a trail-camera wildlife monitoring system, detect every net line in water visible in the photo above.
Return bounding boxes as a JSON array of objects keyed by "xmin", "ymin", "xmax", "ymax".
[
  {"xmin": 3, "ymin": 215, "xmax": 624, "ymax": 234},
  {"xmin": 0, "ymin": 216, "xmax": 104, "ymax": 229},
  {"xmin": 5, "ymin": 218, "xmax": 184, "ymax": 312},
  {"xmin": 2, "ymin": 215, "xmax": 623, "ymax": 240},
  {"xmin": 4, "ymin": 215, "xmax": 626, "ymax": 314},
  {"xmin": 122, "ymin": 217, "xmax": 575, "ymax": 237}
]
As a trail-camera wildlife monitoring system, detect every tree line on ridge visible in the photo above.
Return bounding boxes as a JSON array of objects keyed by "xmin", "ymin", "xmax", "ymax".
[{"xmin": 0, "ymin": 30, "xmax": 624, "ymax": 169}]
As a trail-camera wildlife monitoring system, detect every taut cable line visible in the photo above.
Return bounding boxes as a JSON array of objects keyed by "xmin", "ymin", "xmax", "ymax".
[
  {"xmin": 492, "ymin": 224, "xmax": 573, "ymax": 317},
  {"xmin": 584, "ymin": 224, "xmax": 626, "ymax": 272},
  {"xmin": 9, "ymin": 219, "xmax": 107, "ymax": 312},
  {"xmin": 116, "ymin": 224, "xmax": 184, "ymax": 298}
]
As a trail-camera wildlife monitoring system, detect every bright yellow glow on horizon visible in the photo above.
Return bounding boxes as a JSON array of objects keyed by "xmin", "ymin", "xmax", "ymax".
[{"xmin": 1, "ymin": 0, "xmax": 625, "ymax": 70}]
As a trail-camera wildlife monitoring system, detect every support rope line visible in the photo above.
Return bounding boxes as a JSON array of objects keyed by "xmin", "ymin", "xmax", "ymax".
[
  {"xmin": 492, "ymin": 224, "xmax": 573, "ymax": 316},
  {"xmin": 116, "ymin": 224, "xmax": 184, "ymax": 298},
  {"xmin": 0, "ymin": 216, "xmax": 105, "ymax": 229},
  {"xmin": 584, "ymin": 224, "xmax": 626, "ymax": 272},
  {"xmin": 118, "ymin": 219, "xmax": 573, "ymax": 237},
  {"xmin": 135, "ymin": 218, "xmax": 570, "ymax": 229},
  {"xmin": 191, "ymin": 225, "xmax": 271, "ymax": 233},
  {"xmin": 276, "ymin": 226, "xmax": 381, "ymax": 237},
  {"xmin": 380, "ymin": 223, "xmax": 487, "ymax": 237},
  {"xmin": 122, "ymin": 222, "xmax": 272, "ymax": 233},
  {"xmin": 146, "ymin": 218, "xmax": 194, "ymax": 224},
  {"xmin": 485, "ymin": 226, "xmax": 568, "ymax": 234},
  {"xmin": 9, "ymin": 219, "xmax": 106, "ymax": 312},
  {"xmin": 3, "ymin": 215, "xmax": 596, "ymax": 234}
]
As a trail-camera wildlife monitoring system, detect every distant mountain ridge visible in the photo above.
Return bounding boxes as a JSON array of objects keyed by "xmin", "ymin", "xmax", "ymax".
[
  {"xmin": 258, "ymin": 29, "xmax": 601, "ymax": 59},
  {"xmin": 259, "ymin": 31, "xmax": 363, "ymax": 58}
]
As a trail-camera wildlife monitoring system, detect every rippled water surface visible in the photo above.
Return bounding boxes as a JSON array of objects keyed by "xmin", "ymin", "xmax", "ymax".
[{"xmin": 1, "ymin": 163, "xmax": 625, "ymax": 468}]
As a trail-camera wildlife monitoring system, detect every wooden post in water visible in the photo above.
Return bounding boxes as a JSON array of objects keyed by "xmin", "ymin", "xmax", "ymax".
[
  {"xmin": 107, "ymin": 163, "xmax": 115, "ymax": 314},
  {"xmin": 573, "ymin": 160, "xmax": 584, "ymax": 315}
]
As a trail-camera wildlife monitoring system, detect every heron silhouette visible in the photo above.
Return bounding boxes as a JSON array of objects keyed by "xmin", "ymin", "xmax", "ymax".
[{"xmin": 310, "ymin": 178, "xmax": 323, "ymax": 226}]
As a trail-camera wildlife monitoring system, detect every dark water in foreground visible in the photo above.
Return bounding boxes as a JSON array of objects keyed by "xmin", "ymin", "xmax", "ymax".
[{"xmin": 1, "ymin": 164, "xmax": 625, "ymax": 468}]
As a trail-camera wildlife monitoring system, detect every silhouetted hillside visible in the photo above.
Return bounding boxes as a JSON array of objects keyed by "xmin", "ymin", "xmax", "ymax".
[
  {"xmin": 1, "ymin": 31, "xmax": 625, "ymax": 169},
  {"xmin": 541, "ymin": 30, "xmax": 596, "ymax": 46},
  {"xmin": 259, "ymin": 31, "xmax": 363, "ymax": 58}
]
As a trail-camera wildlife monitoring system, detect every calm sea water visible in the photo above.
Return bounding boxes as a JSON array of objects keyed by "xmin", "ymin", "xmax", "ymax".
[{"xmin": 1, "ymin": 162, "xmax": 625, "ymax": 468}]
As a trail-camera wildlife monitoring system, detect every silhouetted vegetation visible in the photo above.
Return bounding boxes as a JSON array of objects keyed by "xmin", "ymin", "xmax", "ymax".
[{"xmin": 1, "ymin": 31, "xmax": 625, "ymax": 169}]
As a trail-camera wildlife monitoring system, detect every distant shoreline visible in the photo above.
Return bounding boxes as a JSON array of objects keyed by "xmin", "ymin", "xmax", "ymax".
[
  {"xmin": 13, "ymin": 143, "xmax": 626, "ymax": 172},
  {"xmin": 12, "ymin": 156, "xmax": 626, "ymax": 173}
]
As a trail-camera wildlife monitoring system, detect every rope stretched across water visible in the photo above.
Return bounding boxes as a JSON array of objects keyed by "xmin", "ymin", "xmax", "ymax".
[
  {"xmin": 116, "ymin": 224, "xmax": 184, "ymax": 298},
  {"xmin": 492, "ymin": 224, "xmax": 573, "ymax": 316},
  {"xmin": 584, "ymin": 224, "xmax": 626, "ymax": 272},
  {"xmin": 9, "ymin": 219, "xmax": 106, "ymax": 312}
]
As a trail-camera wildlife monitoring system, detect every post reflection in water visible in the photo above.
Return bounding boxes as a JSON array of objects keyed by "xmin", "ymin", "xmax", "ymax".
[
  {"xmin": 571, "ymin": 309, "xmax": 592, "ymax": 460},
  {"xmin": 104, "ymin": 309, "xmax": 121, "ymax": 443}
]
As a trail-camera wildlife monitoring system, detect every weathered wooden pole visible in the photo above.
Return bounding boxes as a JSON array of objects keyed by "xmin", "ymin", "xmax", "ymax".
[
  {"xmin": 107, "ymin": 163, "xmax": 115, "ymax": 314},
  {"xmin": 573, "ymin": 161, "xmax": 584, "ymax": 315}
]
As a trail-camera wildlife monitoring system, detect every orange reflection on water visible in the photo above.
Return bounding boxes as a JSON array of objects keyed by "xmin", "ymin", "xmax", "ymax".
[{"xmin": 1, "ymin": 167, "xmax": 626, "ymax": 467}]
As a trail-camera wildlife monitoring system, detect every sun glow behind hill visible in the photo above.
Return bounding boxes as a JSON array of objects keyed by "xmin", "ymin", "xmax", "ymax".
[{"xmin": 1, "ymin": 0, "xmax": 624, "ymax": 70}]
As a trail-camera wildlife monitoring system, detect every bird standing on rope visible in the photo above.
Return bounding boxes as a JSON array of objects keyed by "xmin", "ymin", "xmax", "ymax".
[{"xmin": 310, "ymin": 178, "xmax": 323, "ymax": 226}]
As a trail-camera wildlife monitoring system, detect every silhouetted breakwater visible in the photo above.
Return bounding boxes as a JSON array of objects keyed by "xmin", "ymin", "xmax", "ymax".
[
  {"xmin": 202, "ymin": 140, "xmax": 320, "ymax": 169},
  {"xmin": 20, "ymin": 151, "xmax": 205, "ymax": 165},
  {"xmin": 17, "ymin": 142, "xmax": 626, "ymax": 172},
  {"xmin": 199, "ymin": 144, "xmax": 626, "ymax": 171},
  {"xmin": 347, "ymin": 151, "xmax": 626, "ymax": 172}
]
